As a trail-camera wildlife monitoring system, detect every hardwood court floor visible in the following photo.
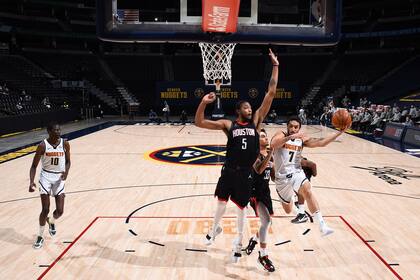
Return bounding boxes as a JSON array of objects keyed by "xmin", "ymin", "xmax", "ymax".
[{"xmin": 0, "ymin": 124, "xmax": 419, "ymax": 279}]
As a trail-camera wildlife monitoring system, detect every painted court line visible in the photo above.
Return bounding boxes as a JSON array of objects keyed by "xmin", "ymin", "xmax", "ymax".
[
  {"xmin": 339, "ymin": 216, "xmax": 402, "ymax": 280},
  {"xmin": 37, "ymin": 216, "xmax": 403, "ymax": 280}
]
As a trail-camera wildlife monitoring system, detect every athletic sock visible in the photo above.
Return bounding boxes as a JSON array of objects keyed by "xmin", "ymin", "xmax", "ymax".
[
  {"xmin": 212, "ymin": 200, "xmax": 227, "ymax": 235},
  {"xmin": 236, "ymin": 207, "xmax": 246, "ymax": 243},
  {"xmin": 259, "ymin": 248, "xmax": 268, "ymax": 257},
  {"xmin": 49, "ymin": 216, "xmax": 55, "ymax": 224},
  {"xmin": 39, "ymin": 226, "xmax": 45, "ymax": 237},
  {"xmin": 314, "ymin": 211, "xmax": 326, "ymax": 229},
  {"xmin": 298, "ymin": 204, "xmax": 305, "ymax": 214}
]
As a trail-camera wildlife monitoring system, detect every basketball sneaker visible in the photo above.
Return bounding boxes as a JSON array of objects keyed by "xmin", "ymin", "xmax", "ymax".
[
  {"xmin": 231, "ymin": 237, "xmax": 242, "ymax": 263},
  {"xmin": 33, "ymin": 236, "xmax": 44, "ymax": 249},
  {"xmin": 245, "ymin": 236, "xmax": 258, "ymax": 255},
  {"xmin": 257, "ymin": 252, "xmax": 275, "ymax": 272},
  {"xmin": 204, "ymin": 225, "xmax": 223, "ymax": 246},
  {"xmin": 291, "ymin": 213, "xmax": 308, "ymax": 224},
  {"xmin": 320, "ymin": 225, "xmax": 334, "ymax": 237},
  {"xmin": 46, "ymin": 217, "xmax": 56, "ymax": 236}
]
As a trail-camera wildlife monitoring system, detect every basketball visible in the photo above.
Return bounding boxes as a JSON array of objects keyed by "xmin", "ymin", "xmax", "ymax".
[{"xmin": 332, "ymin": 109, "xmax": 352, "ymax": 130}]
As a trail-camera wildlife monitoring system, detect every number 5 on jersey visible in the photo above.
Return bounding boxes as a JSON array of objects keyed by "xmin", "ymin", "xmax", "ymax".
[{"xmin": 242, "ymin": 138, "xmax": 247, "ymax": 150}]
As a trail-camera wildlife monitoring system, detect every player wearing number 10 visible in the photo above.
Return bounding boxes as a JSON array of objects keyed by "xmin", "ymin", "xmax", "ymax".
[
  {"xmin": 195, "ymin": 49, "xmax": 279, "ymax": 263},
  {"xmin": 29, "ymin": 122, "xmax": 71, "ymax": 249}
]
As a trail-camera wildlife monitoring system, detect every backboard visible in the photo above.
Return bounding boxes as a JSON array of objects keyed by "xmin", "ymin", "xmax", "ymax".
[{"xmin": 97, "ymin": 0, "xmax": 341, "ymax": 46}]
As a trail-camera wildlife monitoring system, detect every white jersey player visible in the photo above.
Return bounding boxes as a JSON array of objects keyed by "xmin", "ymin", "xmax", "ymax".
[
  {"xmin": 29, "ymin": 122, "xmax": 71, "ymax": 249},
  {"xmin": 271, "ymin": 116, "xmax": 349, "ymax": 236},
  {"xmin": 39, "ymin": 138, "xmax": 66, "ymax": 196}
]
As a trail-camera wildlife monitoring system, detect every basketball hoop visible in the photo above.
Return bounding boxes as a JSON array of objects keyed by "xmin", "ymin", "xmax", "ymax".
[{"xmin": 199, "ymin": 42, "xmax": 237, "ymax": 87}]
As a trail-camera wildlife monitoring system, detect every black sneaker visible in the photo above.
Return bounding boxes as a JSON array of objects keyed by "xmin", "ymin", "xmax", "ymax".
[
  {"xmin": 33, "ymin": 236, "xmax": 44, "ymax": 249},
  {"xmin": 245, "ymin": 237, "xmax": 258, "ymax": 255},
  {"xmin": 47, "ymin": 217, "xmax": 56, "ymax": 236},
  {"xmin": 258, "ymin": 252, "xmax": 275, "ymax": 272},
  {"xmin": 291, "ymin": 213, "xmax": 308, "ymax": 224}
]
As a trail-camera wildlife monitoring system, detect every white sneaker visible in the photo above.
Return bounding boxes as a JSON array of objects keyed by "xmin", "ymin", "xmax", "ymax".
[
  {"xmin": 204, "ymin": 225, "xmax": 223, "ymax": 246},
  {"xmin": 230, "ymin": 237, "xmax": 242, "ymax": 263},
  {"xmin": 321, "ymin": 225, "xmax": 334, "ymax": 237}
]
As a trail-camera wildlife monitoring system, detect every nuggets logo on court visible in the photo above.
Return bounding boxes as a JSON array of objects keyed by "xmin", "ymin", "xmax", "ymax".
[
  {"xmin": 351, "ymin": 166, "xmax": 420, "ymax": 185},
  {"xmin": 148, "ymin": 145, "xmax": 226, "ymax": 165}
]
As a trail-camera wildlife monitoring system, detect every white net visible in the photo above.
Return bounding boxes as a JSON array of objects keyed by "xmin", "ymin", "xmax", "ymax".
[{"xmin": 198, "ymin": 42, "xmax": 237, "ymax": 86}]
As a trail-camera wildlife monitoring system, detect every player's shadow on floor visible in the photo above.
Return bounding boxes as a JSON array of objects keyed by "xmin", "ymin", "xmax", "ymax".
[
  {"xmin": 0, "ymin": 228, "xmax": 33, "ymax": 245},
  {"xmin": 63, "ymin": 240, "xmax": 266, "ymax": 279}
]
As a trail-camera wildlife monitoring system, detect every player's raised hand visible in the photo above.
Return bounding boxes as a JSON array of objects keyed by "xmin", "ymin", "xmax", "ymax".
[
  {"xmin": 290, "ymin": 132, "xmax": 306, "ymax": 140},
  {"xmin": 202, "ymin": 93, "xmax": 217, "ymax": 104},
  {"xmin": 28, "ymin": 182, "xmax": 36, "ymax": 192},
  {"xmin": 269, "ymin": 48, "xmax": 279, "ymax": 66}
]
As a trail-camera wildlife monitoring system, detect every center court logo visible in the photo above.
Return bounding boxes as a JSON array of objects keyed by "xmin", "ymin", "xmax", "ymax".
[{"xmin": 148, "ymin": 145, "xmax": 226, "ymax": 165}]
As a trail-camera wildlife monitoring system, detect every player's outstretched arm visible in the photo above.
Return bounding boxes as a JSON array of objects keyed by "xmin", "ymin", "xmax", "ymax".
[
  {"xmin": 61, "ymin": 141, "xmax": 71, "ymax": 180},
  {"xmin": 194, "ymin": 93, "xmax": 231, "ymax": 131},
  {"xmin": 303, "ymin": 125, "xmax": 349, "ymax": 148},
  {"xmin": 270, "ymin": 131, "xmax": 304, "ymax": 151},
  {"xmin": 253, "ymin": 148, "xmax": 274, "ymax": 174},
  {"xmin": 29, "ymin": 142, "xmax": 45, "ymax": 192},
  {"xmin": 270, "ymin": 162, "xmax": 276, "ymax": 182},
  {"xmin": 254, "ymin": 49, "xmax": 279, "ymax": 128}
]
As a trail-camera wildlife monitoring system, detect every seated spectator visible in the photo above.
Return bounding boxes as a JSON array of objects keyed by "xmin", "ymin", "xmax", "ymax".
[
  {"xmin": 180, "ymin": 110, "xmax": 188, "ymax": 124},
  {"xmin": 401, "ymin": 107, "xmax": 409, "ymax": 118},
  {"xmin": 268, "ymin": 109, "xmax": 278, "ymax": 122},
  {"xmin": 360, "ymin": 97, "xmax": 368, "ymax": 108},
  {"xmin": 392, "ymin": 104, "xmax": 399, "ymax": 115},
  {"xmin": 352, "ymin": 111, "xmax": 362, "ymax": 131},
  {"xmin": 342, "ymin": 95, "xmax": 350, "ymax": 108},
  {"xmin": 383, "ymin": 106, "xmax": 393, "ymax": 121},
  {"xmin": 149, "ymin": 109, "xmax": 159, "ymax": 122},
  {"xmin": 409, "ymin": 105, "xmax": 417, "ymax": 120},
  {"xmin": 298, "ymin": 108, "xmax": 307, "ymax": 125},
  {"xmin": 392, "ymin": 109, "xmax": 401, "ymax": 122},
  {"xmin": 42, "ymin": 97, "xmax": 51, "ymax": 109},
  {"xmin": 97, "ymin": 104, "xmax": 103, "ymax": 118},
  {"xmin": 320, "ymin": 107, "xmax": 329, "ymax": 126},
  {"xmin": 360, "ymin": 110, "xmax": 372, "ymax": 132},
  {"xmin": 404, "ymin": 116, "xmax": 414, "ymax": 126},
  {"xmin": 16, "ymin": 102, "xmax": 23, "ymax": 111},
  {"xmin": 369, "ymin": 112, "xmax": 383, "ymax": 132}
]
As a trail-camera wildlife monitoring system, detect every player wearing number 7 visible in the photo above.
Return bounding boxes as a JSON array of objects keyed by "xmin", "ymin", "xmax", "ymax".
[
  {"xmin": 28, "ymin": 122, "xmax": 71, "ymax": 249},
  {"xmin": 195, "ymin": 49, "xmax": 279, "ymax": 263},
  {"xmin": 271, "ymin": 117, "xmax": 350, "ymax": 236}
]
